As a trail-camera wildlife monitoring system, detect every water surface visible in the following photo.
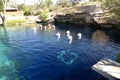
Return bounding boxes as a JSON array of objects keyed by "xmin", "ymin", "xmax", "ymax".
[{"xmin": 0, "ymin": 24, "xmax": 120, "ymax": 80}]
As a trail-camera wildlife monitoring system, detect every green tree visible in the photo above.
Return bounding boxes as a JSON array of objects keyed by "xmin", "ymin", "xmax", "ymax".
[
  {"xmin": 38, "ymin": 10, "xmax": 48, "ymax": 21},
  {"xmin": 45, "ymin": 0, "xmax": 52, "ymax": 7},
  {"xmin": 103, "ymin": 0, "xmax": 120, "ymax": 20},
  {"xmin": 90, "ymin": 0, "xmax": 120, "ymax": 20},
  {"xmin": 18, "ymin": 4, "xmax": 34, "ymax": 16},
  {"xmin": 18, "ymin": 4, "xmax": 26, "ymax": 11},
  {"xmin": 37, "ymin": 0, "xmax": 46, "ymax": 9},
  {"xmin": 0, "ymin": 0, "xmax": 3, "ymax": 11},
  {"xmin": 24, "ymin": 6, "xmax": 34, "ymax": 16},
  {"xmin": 0, "ymin": 0, "xmax": 12, "ymax": 11},
  {"xmin": 57, "ymin": 0, "xmax": 69, "ymax": 7}
]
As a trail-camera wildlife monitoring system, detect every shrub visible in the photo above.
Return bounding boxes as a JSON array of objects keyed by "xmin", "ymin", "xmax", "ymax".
[
  {"xmin": 6, "ymin": 20, "xmax": 26, "ymax": 26},
  {"xmin": 24, "ymin": 11, "xmax": 31, "ymax": 16},
  {"xmin": 38, "ymin": 11, "xmax": 49, "ymax": 21}
]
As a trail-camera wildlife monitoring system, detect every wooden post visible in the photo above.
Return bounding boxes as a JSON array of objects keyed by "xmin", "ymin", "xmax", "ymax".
[
  {"xmin": 1, "ymin": 0, "xmax": 6, "ymax": 27},
  {"xmin": 3, "ymin": 0, "xmax": 6, "ymax": 27}
]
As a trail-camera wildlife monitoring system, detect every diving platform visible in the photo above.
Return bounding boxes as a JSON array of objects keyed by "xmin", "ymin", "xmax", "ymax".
[{"xmin": 92, "ymin": 58, "xmax": 120, "ymax": 80}]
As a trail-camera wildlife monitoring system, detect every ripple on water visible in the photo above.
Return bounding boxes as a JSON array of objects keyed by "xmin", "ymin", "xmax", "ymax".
[{"xmin": 0, "ymin": 25, "xmax": 120, "ymax": 80}]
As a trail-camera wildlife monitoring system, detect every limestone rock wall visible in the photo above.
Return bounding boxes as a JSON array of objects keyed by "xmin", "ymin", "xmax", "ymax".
[{"xmin": 55, "ymin": 12, "xmax": 95, "ymax": 24}]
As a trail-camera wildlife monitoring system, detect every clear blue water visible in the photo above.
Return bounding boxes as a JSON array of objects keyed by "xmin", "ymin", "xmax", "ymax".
[{"xmin": 0, "ymin": 24, "xmax": 120, "ymax": 80}]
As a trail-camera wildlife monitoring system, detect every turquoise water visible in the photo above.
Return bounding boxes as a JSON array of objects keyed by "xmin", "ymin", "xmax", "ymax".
[
  {"xmin": 0, "ymin": 27, "xmax": 19, "ymax": 80},
  {"xmin": 0, "ymin": 24, "xmax": 120, "ymax": 80}
]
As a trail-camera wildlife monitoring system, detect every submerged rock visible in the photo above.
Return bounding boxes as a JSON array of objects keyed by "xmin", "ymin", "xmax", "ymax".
[{"xmin": 117, "ymin": 53, "xmax": 120, "ymax": 63}]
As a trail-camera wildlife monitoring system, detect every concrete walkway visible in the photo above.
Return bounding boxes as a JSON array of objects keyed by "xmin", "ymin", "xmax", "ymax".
[{"xmin": 92, "ymin": 58, "xmax": 120, "ymax": 80}]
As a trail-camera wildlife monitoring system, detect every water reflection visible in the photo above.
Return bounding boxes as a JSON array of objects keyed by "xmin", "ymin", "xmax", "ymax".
[
  {"xmin": 92, "ymin": 30, "xmax": 109, "ymax": 45},
  {"xmin": 0, "ymin": 27, "xmax": 9, "ymax": 45},
  {"xmin": 0, "ymin": 24, "xmax": 120, "ymax": 80},
  {"xmin": 0, "ymin": 27, "xmax": 20, "ymax": 80}
]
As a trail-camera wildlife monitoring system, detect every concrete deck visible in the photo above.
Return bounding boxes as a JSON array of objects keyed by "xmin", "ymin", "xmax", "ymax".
[{"xmin": 92, "ymin": 58, "xmax": 120, "ymax": 80}]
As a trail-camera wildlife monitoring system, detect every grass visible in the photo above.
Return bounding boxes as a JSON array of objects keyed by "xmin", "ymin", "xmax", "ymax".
[{"xmin": 6, "ymin": 20, "xmax": 26, "ymax": 26}]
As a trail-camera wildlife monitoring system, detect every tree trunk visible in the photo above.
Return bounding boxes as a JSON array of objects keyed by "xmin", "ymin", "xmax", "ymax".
[
  {"xmin": 3, "ymin": 0, "xmax": 6, "ymax": 27},
  {"xmin": 2, "ymin": 16, "xmax": 5, "ymax": 26},
  {"xmin": 0, "ymin": 14, "xmax": 4, "ymax": 26}
]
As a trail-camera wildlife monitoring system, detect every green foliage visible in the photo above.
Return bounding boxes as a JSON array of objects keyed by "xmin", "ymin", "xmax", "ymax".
[
  {"xmin": 0, "ymin": 0, "xmax": 3, "ymax": 11},
  {"xmin": 17, "ymin": 4, "xmax": 26, "ymax": 11},
  {"xmin": 103, "ymin": 0, "xmax": 120, "ymax": 20},
  {"xmin": 36, "ymin": 0, "xmax": 52, "ymax": 10},
  {"xmin": 57, "ymin": 0, "xmax": 69, "ymax": 7},
  {"xmin": 0, "ymin": 0, "xmax": 10, "ymax": 11},
  {"xmin": 34, "ymin": 11, "xmax": 41, "ymax": 16},
  {"xmin": 17, "ymin": 0, "xmax": 52, "ymax": 16},
  {"xmin": 49, "ymin": 5, "xmax": 61, "ymax": 12},
  {"xmin": 45, "ymin": 0, "xmax": 53, "ymax": 7},
  {"xmin": 18, "ymin": 4, "xmax": 34, "ymax": 16},
  {"xmin": 24, "ymin": 10, "xmax": 31, "ymax": 16},
  {"xmin": 24, "ymin": 6, "xmax": 33, "ymax": 16},
  {"xmin": 36, "ymin": 0, "xmax": 46, "ymax": 9},
  {"xmin": 89, "ymin": 0, "xmax": 120, "ymax": 21},
  {"xmin": 38, "ymin": 10, "xmax": 49, "ymax": 21}
]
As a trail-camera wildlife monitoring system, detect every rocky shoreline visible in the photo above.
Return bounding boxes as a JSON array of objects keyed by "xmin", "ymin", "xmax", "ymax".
[{"xmin": 54, "ymin": 12, "xmax": 120, "ymax": 29}]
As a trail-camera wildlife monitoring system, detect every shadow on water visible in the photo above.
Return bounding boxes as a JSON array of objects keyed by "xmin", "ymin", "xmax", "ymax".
[
  {"xmin": 0, "ymin": 27, "xmax": 9, "ymax": 45},
  {"xmin": 105, "ymin": 29, "xmax": 120, "ymax": 44},
  {"xmin": 55, "ymin": 23, "xmax": 117, "ymax": 47},
  {"xmin": 0, "ymin": 27, "xmax": 22, "ymax": 80},
  {"xmin": 92, "ymin": 30, "xmax": 109, "ymax": 46}
]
